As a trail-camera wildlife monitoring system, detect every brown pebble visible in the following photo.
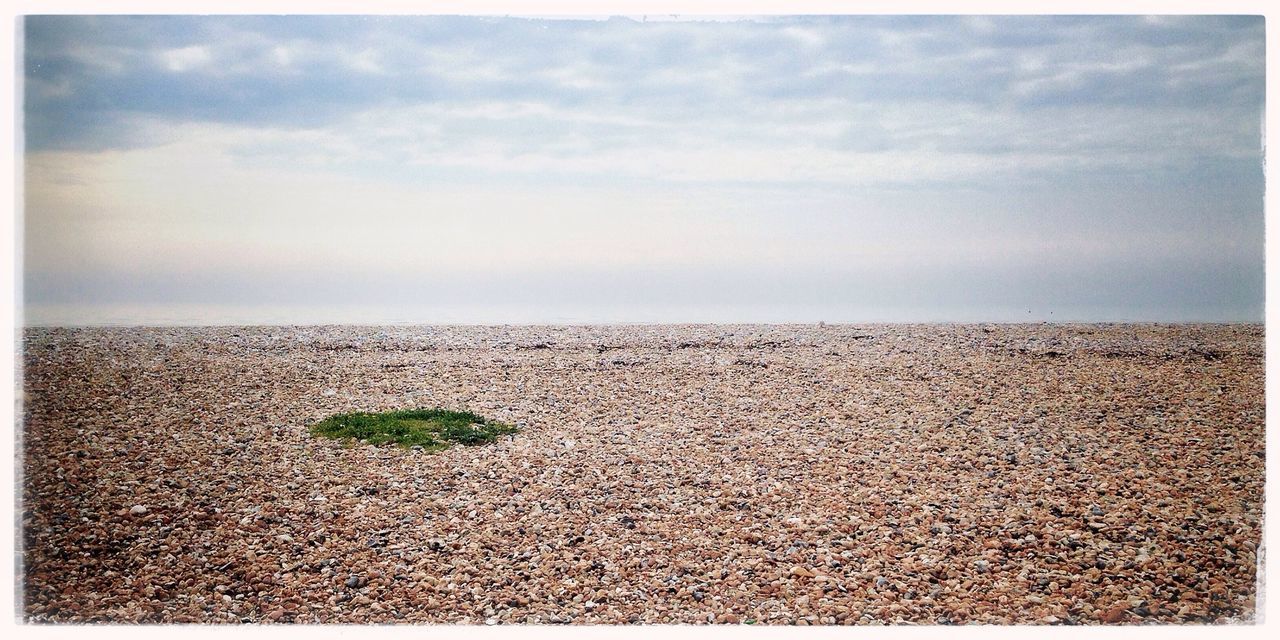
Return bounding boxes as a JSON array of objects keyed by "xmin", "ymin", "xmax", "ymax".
[
  {"xmin": 1100, "ymin": 604, "xmax": 1129, "ymax": 623},
  {"xmin": 18, "ymin": 324, "xmax": 1265, "ymax": 624}
]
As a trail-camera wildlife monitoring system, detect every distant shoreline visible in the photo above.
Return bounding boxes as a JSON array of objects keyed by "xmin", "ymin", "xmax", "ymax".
[{"xmin": 19, "ymin": 320, "xmax": 1267, "ymax": 329}]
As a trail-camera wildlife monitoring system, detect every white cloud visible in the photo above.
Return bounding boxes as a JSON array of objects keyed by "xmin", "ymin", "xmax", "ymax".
[
  {"xmin": 64, "ymin": 44, "xmax": 131, "ymax": 74},
  {"xmin": 159, "ymin": 45, "xmax": 212, "ymax": 72},
  {"xmin": 345, "ymin": 47, "xmax": 384, "ymax": 74},
  {"xmin": 26, "ymin": 111, "xmax": 1259, "ymax": 282},
  {"xmin": 781, "ymin": 26, "xmax": 824, "ymax": 49},
  {"xmin": 271, "ymin": 45, "xmax": 293, "ymax": 67}
]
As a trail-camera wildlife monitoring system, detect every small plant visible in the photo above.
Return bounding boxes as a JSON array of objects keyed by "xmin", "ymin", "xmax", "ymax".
[{"xmin": 309, "ymin": 408, "xmax": 516, "ymax": 451}]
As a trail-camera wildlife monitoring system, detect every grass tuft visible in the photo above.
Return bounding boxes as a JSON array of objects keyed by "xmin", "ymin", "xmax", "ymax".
[{"xmin": 309, "ymin": 408, "xmax": 516, "ymax": 451}]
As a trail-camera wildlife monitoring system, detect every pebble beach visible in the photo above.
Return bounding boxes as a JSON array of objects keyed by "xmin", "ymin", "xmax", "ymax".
[{"xmin": 19, "ymin": 323, "xmax": 1265, "ymax": 624}]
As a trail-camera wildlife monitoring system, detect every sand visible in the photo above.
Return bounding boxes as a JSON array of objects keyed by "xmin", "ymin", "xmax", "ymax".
[{"xmin": 19, "ymin": 323, "xmax": 1265, "ymax": 624}]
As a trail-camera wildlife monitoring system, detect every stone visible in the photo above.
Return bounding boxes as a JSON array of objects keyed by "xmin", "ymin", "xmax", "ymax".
[
  {"xmin": 18, "ymin": 324, "xmax": 1264, "ymax": 625},
  {"xmin": 1100, "ymin": 604, "xmax": 1129, "ymax": 623}
]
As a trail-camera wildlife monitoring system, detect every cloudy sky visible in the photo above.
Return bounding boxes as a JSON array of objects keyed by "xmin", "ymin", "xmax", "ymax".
[{"xmin": 22, "ymin": 15, "xmax": 1265, "ymax": 324}]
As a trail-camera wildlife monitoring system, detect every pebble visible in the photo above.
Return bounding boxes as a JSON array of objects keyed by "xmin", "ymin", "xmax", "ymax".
[
  {"xmin": 1100, "ymin": 604, "xmax": 1129, "ymax": 623},
  {"xmin": 19, "ymin": 324, "xmax": 1264, "ymax": 624}
]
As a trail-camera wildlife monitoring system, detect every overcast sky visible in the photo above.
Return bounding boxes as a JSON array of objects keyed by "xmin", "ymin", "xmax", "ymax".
[{"xmin": 22, "ymin": 15, "xmax": 1265, "ymax": 325}]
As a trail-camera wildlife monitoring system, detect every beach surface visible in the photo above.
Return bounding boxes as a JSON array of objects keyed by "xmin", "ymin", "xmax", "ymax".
[{"xmin": 20, "ymin": 324, "xmax": 1265, "ymax": 624}]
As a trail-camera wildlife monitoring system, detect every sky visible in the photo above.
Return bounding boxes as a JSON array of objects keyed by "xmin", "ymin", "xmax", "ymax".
[{"xmin": 20, "ymin": 14, "xmax": 1266, "ymax": 325}]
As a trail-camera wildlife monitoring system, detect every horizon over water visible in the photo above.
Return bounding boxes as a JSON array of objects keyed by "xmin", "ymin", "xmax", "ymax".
[{"xmin": 21, "ymin": 303, "xmax": 1263, "ymax": 327}]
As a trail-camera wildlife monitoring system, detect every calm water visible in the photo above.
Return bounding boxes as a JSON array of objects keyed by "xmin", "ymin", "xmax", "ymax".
[{"xmin": 20, "ymin": 302, "xmax": 1248, "ymax": 327}]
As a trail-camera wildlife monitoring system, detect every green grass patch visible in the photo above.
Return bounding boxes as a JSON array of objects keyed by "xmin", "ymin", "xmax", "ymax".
[{"xmin": 309, "ymin": 408, "xmax": 516, "ymax": 451}]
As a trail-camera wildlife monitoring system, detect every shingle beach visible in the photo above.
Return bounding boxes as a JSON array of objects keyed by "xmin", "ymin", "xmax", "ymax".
[{"xmin": 20, "ymin": 324, "xmax": 1264, "ymax": 624}]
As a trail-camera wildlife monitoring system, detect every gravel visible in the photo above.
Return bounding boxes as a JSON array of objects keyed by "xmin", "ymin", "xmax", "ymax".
[{"xmin": 19, "ymin": 323, "xmax": 1264, "ymax": 624}]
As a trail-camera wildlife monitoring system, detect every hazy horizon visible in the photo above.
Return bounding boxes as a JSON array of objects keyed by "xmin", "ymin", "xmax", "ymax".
[
  {"xmin": 22, "ymin": 15, "xmax": 1265, "ymax": 325},
  {"xmin": 21, "ymin": 302, "xmax": 1265, "ymax": 327}
]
